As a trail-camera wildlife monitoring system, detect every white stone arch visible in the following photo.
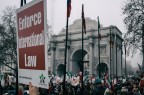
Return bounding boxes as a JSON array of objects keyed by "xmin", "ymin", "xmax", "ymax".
[
  {"xmin": 69, "ymin": 46, "xmax": 89, "ymax": 75},
  {"xmin": 50, "ymin": 18, "xmax": 123, "ymax": 77},
  {"xmin": 95, "ymin": 61, "xmax": 110, "ymax": 76},
  {"xmin": 70, "ymin": 46, "xmax": 89, "ymax": 59},
  {"xmin": 56, "ymin": 63, "xmax": 64, "ymax": 76}
]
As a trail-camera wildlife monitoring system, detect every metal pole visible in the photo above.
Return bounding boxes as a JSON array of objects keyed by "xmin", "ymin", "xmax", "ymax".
[
  {"xmin": 63, "ymin": 11, "xmax": 69, "ymax": 95},
  {"xmin": 20, "ymin": 0, "xmax": 23, "ymax": 7},
  {"xmin": 15, "ymin": 66, "xmax": 18, "ymax": 95},
  {"xmin": 98, "ymin": 18, "xmax": 101, "ymax": 78},
  {"xmin": 121, "ymin": 44, "xmax": 123, "ymax": 76},
  {"xmin": 113, "ymin": 42, "xmax": 114, "ymax": 78},
  {"xmin": 81, "ymin": 4, "xmax": 84, "ymax": 94},
  {"xmin": 81, "ymin": 18, "xmax": 84, "ymax": 95},
  {"xmin": 20, "ymin": 0, "xmax": 26, "ymax": 7},
  {"xmin": 125, "ymin": 44, "xmax": 127, "ymax": 77},
  {"xmin": 98, "ymin": 35, "xmax": 101, "ymax": 78},
  {"xmin": 110, "ymin": 27, "xmax": 112, "ymax": 78},
  {"xmin": 24, "ymin": 0, "xmax": 26, "ymax": 5}
]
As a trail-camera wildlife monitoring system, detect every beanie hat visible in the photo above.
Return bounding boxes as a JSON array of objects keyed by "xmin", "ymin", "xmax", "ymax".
[{"xmin": 95, "ymin": 77, "xmax": 102, "ymax": 85}]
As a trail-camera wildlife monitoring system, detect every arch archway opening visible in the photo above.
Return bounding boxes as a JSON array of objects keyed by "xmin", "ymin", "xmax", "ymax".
[
  {"xmin": 72, "ymin": 49, "xmax": 89, "ymax": 75},
  {"xmin": 97, "ymin": 63, "xmax": 108, "ymax": 78},
  {"xmin": 57, "ymin": 64, "xmax": 65, "ymax": 77}
]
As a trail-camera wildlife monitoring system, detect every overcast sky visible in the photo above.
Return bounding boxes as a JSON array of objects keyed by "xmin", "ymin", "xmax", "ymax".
[
  {"xmin": 0, "ymin": 0, "xmax": 142, "ymax": 68},
  {"xmin": 0, "ymin": 0, "xmax": 126, "ymax": 33}
]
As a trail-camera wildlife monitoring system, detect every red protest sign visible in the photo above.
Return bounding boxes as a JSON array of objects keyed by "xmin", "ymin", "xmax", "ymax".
[{"xmin": 17, "ymin": 1, "xmax": 45, "ymax": 70}]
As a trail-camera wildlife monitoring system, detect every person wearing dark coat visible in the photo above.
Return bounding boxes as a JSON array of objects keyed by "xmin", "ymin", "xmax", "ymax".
[
  {"xmin": 91, "ymin": 78, "xmax": 106, "ymax": 95},
  {"xmin": 0, "ymin": 82, "xmax": 3, "ymax": 95}
]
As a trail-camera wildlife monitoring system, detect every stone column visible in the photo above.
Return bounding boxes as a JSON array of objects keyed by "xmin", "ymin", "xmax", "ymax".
[
  {"xmin": 51, "ymin": 42, "xmax": 56, "ymax": 74},
  {"xmin": 117, "ymin": 43, "xmax": 122, "ymax": 77},
  {"xmin": 89, "ymin": 38, "xmax": 94, "ymax": 75},
  {"xmin": 69, "ymin": 46, "xmax": 74, "ymax": 74}
]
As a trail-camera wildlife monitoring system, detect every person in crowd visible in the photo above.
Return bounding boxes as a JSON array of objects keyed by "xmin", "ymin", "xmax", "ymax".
[
  {"xmin": 27, "ymin": 73, "xmax": 144, "ymax": 95},
  {"xmin": 0, "ymin": 82, "xmax": 3, "ymax": 95},
  {"xmin": 139, "ymin": 74, "xmax": 144, "ymax": 94},
  {"xmin": 29, "ymin": 82, "xmax": 39, "ymax": 95},
  {"xmin": 132, "ymin": 84, "xmax": 140, "ymax": 95},
  {"xmin": 121, "ymin": 86, "xmax": 128, "ymax": 95},
  {"xmin": 127, "ymin": 81, "xmax": 133, "ymax": 95},
  {"xmin": 18, "ymin": 84, "xmax": 24, "ymax": 95},
  {"xmin": 3, "ymin": 83, "xmax": 8, "ymax": 94},
  {"xmin": 91, "ymin": 77, "xmax": 106, "ymax": 95},
  {"xmin": 104, "ymin": 87, "xmax": 113, "ymax": 95}
]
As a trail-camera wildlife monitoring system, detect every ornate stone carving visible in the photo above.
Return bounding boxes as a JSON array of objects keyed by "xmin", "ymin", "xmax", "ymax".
[
  {"xmin": 101, "ymin": 57, "xmax": 109, "ymax": 64},
  {"xmin": 93, "ymin": 57, "xmax": 98, "ymax": 63},
  {"xmin": 55, "ymin": 60, "xmax": 64, "ymax": 66},
  {"xmin": 85, "ymin": 45, "xmax": 90, "ymax": 51},
  {"xmin": 70, "ymin": 46, "xmax": 75, "ymax": 54},
  {"xmin": 59, "ymin": 50, "xmax": 65, "ymax": 59}
]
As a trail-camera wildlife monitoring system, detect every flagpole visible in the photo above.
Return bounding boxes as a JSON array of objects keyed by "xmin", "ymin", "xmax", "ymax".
[
  {"xmin": 20, "ymin": 0, "xmax": 26, "ymax": 7},
  {"xmin": 124, "ymin": 42, "xmax": 127, "ymax": 77},
  {"xmin": 63, "ymin": 0, "xmax": 71, "ymax": 94},
  {"xmin": 110, "ymin": 27, "xmax": 112, "ymax": 78},
  {"xmin": 121, "ymin": 43, "xmax": 122, "ymax": 76},
  {"xmin": 81, "ymin": 4, "xmax": 84, "ymax": 94},
  {"xmin": 63, "ymin": 14, "xmax": 69, "ymax": 95},
  {"xmin": 21, "ymin": 0, "xmax": 23, "ymax": 7},
  {"xmin": 98, "ymin": 17, "xmax": 101, "ymax": 78}
]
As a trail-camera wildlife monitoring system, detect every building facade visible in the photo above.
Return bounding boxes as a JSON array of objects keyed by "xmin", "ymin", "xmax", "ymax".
[{"xmin": 50, "ymin": 18, "xmax": 123, "ymax": 78}]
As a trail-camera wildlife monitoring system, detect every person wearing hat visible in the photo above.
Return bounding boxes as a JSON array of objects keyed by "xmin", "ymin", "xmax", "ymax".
[{"xmin": 91, "ymin": 77, "xmax": 106, "ymax": 95}]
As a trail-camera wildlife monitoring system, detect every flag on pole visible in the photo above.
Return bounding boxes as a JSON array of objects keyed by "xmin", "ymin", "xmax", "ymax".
[
  {"xmin": 21, "ymin": 0, "xmax": 26, "ymax": 7},
  {"xmin": 97, "ymin": 16, "xmax": 101, "ymax": 39},
  {"xmin": 82, "ymin": 4, "xmax": 86, "ymax": 34},
  {"xmin": 67, "ymin": 0, "xmax": 71, "ymax": 17}
]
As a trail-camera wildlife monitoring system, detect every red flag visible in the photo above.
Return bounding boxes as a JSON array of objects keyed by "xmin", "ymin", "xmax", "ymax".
[
  {"xmin": 67, "ymin": 0, "xmax": 71, "ymax": 17},
  {"xmin": 82, "ymin": 4, "xmax": 86, "ymax": 34}
]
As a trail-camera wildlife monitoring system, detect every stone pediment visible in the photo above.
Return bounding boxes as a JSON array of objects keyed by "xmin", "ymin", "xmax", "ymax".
[{"xmin": 59, "ymin": 17, "xmax": 103, "ymax": 33}]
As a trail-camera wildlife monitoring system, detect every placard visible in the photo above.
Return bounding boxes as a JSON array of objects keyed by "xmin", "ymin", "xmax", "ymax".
[{"xmin": 16, "ymin": 0, "xmax": 49, "ymax": 89}]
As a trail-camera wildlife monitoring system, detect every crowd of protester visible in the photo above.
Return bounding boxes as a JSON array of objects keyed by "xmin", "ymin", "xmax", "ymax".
[{"xmin": 1, "ymin": 72, "xmax": 144, "ymax": 95}]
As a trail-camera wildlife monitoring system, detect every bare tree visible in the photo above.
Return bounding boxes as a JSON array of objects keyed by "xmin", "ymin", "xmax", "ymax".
[
  {"xmin": 0, "ymin": 6, "xmax": 17, "ymax": 69},
  {"xmin": 47, "ymin": 23, "xmax": 54, "ymax": 54},
  {"xmin": 122, "ymin": 0, "xmax": 144, "ymax": 71}
]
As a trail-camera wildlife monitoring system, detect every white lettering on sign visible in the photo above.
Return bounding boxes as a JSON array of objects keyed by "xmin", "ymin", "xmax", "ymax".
[
  {"xmin": 19, "ymin": 31, "xmax": 44, "ymax": 48},
  {"xmin": 24, "ymin": 54, "xmax": 37, "ymax": 67},
  {"xmin": 19, "ymin": 12, "xmax": 42, "ymax": 30}
]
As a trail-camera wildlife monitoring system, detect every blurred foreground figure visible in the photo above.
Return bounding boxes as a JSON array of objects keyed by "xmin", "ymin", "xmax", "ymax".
[
  {"xmin": 139, "ymin": 74, "xmax": 144, "ymax": 94},
  {"xmin": 29, "ymin": 82, "xmax": 39, "ymax": 95}
]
